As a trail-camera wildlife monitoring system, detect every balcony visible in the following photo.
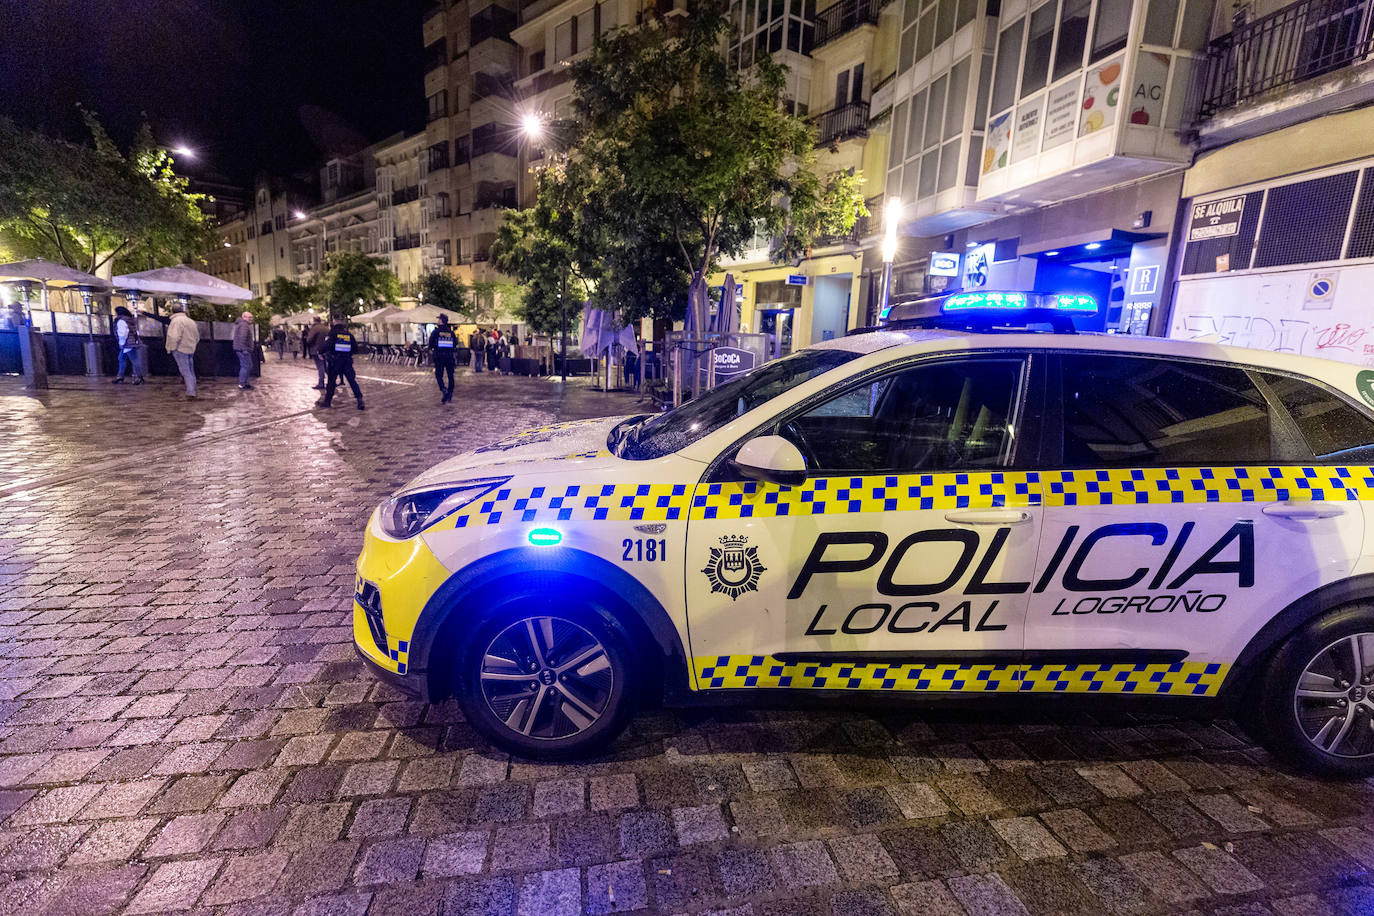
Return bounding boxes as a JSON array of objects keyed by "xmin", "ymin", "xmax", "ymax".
[
  {"xmin": 393, "ymin": 233, "xmax": 422, "ymax": 251},
  {"xmin": 1196, "ymin": 0, "xmax": 1374, "ymax": 141},
  {"xmin": 814, "ymin": 0, "xmax": 881, "ymax": 50},
  {"xmin": 814, "ymin": 101, "xmax": 870, "ymax": 146},
  {"xmin": 391, "ymin": 185, "xmax": 422, "ymax": 206}
]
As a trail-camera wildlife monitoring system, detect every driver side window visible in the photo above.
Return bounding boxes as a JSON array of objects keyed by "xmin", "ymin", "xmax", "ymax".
[{"xmin": 779, "ymin": 358, "xmax": 1024, "ymax": 474}]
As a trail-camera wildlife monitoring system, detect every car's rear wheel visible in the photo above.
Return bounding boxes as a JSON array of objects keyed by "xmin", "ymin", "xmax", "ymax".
[
  {"xmin": 453, "ymin": 603, "xmax": 636, "ymax": 760},
  {"xmin": 1247, "ymin": 604, "xmax": 1374, "ymax": 777}
]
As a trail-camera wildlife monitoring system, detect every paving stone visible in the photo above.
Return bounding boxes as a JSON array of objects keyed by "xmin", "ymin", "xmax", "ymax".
[
  {"xmin": 885, "ymin": 782, "xmax": 949, "ymax": 820},
  {"xmin": 673, "ymin": 803, "xmax": 729, "ymax": 845},
  {"xmin": 947, "ymin": 873, "xmax": 1031, "ymax": 916},
  {"xmin": 422, "ymin": 829, "xmax": 487, "ymax": 877},
  {"xmin": 991, "ymin": 815, "xmax": 1068, "ymax": 860},
  {"xmin": 66, "ymin": 817, "xmax": 160, "ymax": 865},
  {"xmin": 125, "ymin": 857, "xmax": 223, "ymax": 913},
  {"xmin": 516, "ymin": 866, "xmax": 581, "ymax": 916},
  {"xmin": 456, "ymin": 751, "xmax": 509, "ymax": 786},
  {"xmin": 829, "ymin": 887, "xmax": 897, "ymax": 916},
  {"xmin": 276, "ymin": 841, "xmax": 361, "ymax": 895},
  {"xmin": 770, "ymin": 839, "xmax": 840, "ymax": 887},
  {"xmin": 214, "ymin": 807, "xmax": 290, "ymax": 850},
  {"xmin": 586, "ymin": 858, "xmax": 648, "ymax": 914},
  {"xmin": 620, "ymin": 809, "xmax": 677, "ymax": 857},
  {"xmin": 144, "ymin": 811, "xmax": 227, "ymax": 857},
  {"xmin": 718, "ymin": 846, "xmax": 775, "ymax": 897},
  {"xmin": 202, "ymin": 850, "xmax": 292, "ymax": 906},
  {"xmin": 648, "ymin": 851, "xmax": 716, "ymax": 911},
  {"xmin": 828, "ymin": 833, "xmax": 899, "ymax": 882},
  {"xmin": 742, "ymin": 758, "xmax": 799, "ymax": 792},
  {"xmin": 1174, "ymin": 843, "xmax": 1267, "ymax": 895},
  {"xmin": 349, "ymin": 797, "xmax": 411, "ymax": 840},
  {"xmin": 491, "ymin": 822, "xmax": 552, "ymax": 870},
  {"xmin": 445, "ymin": 875, "xmax": 517, "ymax": 916},
  {"xmin": 1039, "ymin": 807, "xmax": 1116, "ymax": 852},
  {"xmin": 1002, "ymin": 861, "xmax": 1099, "ymax": 916},
  {"xmin": 590, "ymin": 773, "xmax": 639, "ymax": 811},
  {"xmin": 353, "ymin": 836, "xmax": 425, "ymax": 884},
  {"xmin": 890, "ymin": 879, "xmax": 966, "ymax": 916},
  {"xmin": 1190, "ymin": 792, "xmax": 1271, "ymax": 833},
  {"xmin": 532, "ymin": 778, "xmax": 585, "ymax": 818},
  {"xmin": 551, "ymin": 812, "xmax": 617, "ymax": 866}
]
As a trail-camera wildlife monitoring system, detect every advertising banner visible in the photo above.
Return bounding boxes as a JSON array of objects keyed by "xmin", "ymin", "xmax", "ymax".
[{"xmin": 1188, "ymin": 195, "xmax": 1246, "ymax": 242}]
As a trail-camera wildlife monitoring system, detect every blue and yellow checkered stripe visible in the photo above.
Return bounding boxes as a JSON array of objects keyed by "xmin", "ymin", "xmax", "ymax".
[
  {"xmin": 693, "ymin": 655, "xmax": 1229, "ymax": 696},
  {"xmin": 689, "ymin": 472, "xmax": 1039, "ymax": 520},
  {"xmin": 387, "ymin": 638, "xmax": 411, "ymax": 675},
  {"xmin": 1042, "ymin": 466, "xmax": 1373, "ymax": 506},
  {"xmin": 452, "ymin": 483, "xmax": 696, "ymax": 526}
]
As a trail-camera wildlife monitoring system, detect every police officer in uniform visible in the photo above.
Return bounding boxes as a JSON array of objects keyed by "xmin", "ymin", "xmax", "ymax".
[
  {"xmin": 429, "ymin": 313, "xmax": 458, "ymax": 403},
  {"xmin": 316, "ymin": 318, "xmax": 366, "ymax": 410}
]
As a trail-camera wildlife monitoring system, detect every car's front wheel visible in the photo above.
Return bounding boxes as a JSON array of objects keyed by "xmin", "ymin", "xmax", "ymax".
[
  {"xmin": 1247, "ymin": 604, "xmax": 1374, "ymax": 777},
  {"xmin": 453, "ymin": 604, "xmax": 636, "ymax": 760}
]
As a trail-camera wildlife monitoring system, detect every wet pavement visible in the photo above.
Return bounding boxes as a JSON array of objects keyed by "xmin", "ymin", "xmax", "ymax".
[{"xmin": 0, "ymin": 359, "xmax": 1372, "ymax": 915}]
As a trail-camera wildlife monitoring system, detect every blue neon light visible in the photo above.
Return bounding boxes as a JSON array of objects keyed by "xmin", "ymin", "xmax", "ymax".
[
  {"xmin": 528, "ymin": 527, "xmax": 562, "ymax": 546},
  {"xmin": 1053, "ymin": 293, "xmax": 1098, "ymax": 312}
]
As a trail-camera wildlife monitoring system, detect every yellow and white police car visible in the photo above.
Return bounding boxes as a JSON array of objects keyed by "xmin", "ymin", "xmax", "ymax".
[{"xmin": 354, "ymin": 292, "xmax": 1374, "ymax": 774}]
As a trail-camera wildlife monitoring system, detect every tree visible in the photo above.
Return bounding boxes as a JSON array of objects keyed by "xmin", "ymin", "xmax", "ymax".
[
  {"xmin": 268, "ymin": 278, "xmax": 317, "ymax": 315},
  {"xmin": 0, "ymin": 114, "xmax": 214, "ymax": 276},
  {"xmin": 544, "ymin": 0, "xmax": 864, "ymax": 317},
  {"xmin": 421, "ymin": 272, "xmax": 466, "ymax": 320},
  {"xmin": 317, "ymin": 251, "xmax": 399, "ymax": 319}
]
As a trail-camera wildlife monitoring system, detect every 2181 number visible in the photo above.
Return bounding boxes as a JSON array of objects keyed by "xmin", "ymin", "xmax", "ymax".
[{"xmin": 622, "ymin": 538, "xmax": 667, "ymax": 562}]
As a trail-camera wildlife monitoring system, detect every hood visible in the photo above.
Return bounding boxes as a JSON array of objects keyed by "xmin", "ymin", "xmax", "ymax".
[{"xmin": 402, "ymin": 415, "xmax": 636, "ymax": 490}]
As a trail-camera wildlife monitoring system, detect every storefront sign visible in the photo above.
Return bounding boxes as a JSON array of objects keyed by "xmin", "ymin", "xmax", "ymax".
[
  {"xmin": 1080, "ymin": 57, "xmax": 1122, "ymax": 136},
  {"xmin": 1129, "ymin": 52, "xmax": 1170, "ymax": 126},
  {"xmin": 1129, "ymin": 265, "xmax": 1159, "ymax": 296},
  {"xmin": 964, "ymin": 244, "xmax": 994, "ymax": 289},
  {"xmin": 1043, "ymin": 81, "xmax": 1078, "ymax": 150},
  {"xmin": 713, "ymin": 346, "xmax": 757, "ymax": 379},
  {"xmin": 1189, "ymin": 195, "xmax": 1246, "ymax": 242},
  {"xmin": 1013, "ymin": 97, "xmax": 1045, "ymax": 161},
  {"xmin": 929, "ymin": 252, "xmax": 961, "ymax": 277},
  {"xmin": 785, "ymin": 274, "xmax": 808, "ymax": 286},
  {"xmin": 983, "ymin": 112, "xmax": 1012, "ymax": 174}
]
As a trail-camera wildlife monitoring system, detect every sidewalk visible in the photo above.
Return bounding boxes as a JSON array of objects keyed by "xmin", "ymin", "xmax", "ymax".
[{"xmin": 0, "ymin": 360, "xmax": 646, "ymax": 499}]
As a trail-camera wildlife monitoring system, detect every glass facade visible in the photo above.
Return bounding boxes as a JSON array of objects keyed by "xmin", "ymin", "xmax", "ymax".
[{"xmin": 729, "ymin": 0, "xmax": 816, "ymax": 68}]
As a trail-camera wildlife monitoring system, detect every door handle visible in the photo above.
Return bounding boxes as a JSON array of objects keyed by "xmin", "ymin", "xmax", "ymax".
[
  {"xmin": 1262, "ymin": 501, "xmax": 1345, "ymax": 520},
  {"xmin": 944, "ymin": 509, "xmax": 1033, "ymax": 525}
]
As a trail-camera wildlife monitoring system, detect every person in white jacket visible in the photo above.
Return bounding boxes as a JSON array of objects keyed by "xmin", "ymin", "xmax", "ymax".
[{"xmin": 164, "ymin": 304, "xmax": 201, "ymax": 400}]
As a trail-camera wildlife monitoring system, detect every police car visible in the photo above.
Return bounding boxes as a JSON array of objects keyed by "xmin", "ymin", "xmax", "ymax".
[{"xmin": 353, "ymin": 291, "xmax": 1374, "ymax": 775}]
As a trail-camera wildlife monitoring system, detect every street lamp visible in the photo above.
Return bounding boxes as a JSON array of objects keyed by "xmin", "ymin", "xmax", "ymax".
[
  {"xmin": 172, "ymin": 145, "xmax": 196, "ymax": 159},
  {"xmin": 521, "ymin": 112, "xmax": 568, "ymax": 381},
  {"xmin": 520, "ymin": 112, "xmax": 545, "ymax": 141},
  {"xmin": 293, "ymin": 210, "xmax": 327, "ymax": 275},
  {"xmin": 878, "ymin": 196, "xmax": 902, "ymax": 322}
]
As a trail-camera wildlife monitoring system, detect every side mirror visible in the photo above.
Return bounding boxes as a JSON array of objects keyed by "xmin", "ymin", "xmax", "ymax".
[{"xmin": 731, "ymin": 435, "xmax": 806, "ymax": 486}]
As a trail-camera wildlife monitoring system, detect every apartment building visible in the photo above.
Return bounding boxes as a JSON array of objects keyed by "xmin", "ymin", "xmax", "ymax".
[
  {"xmin": 375, "ymin": 132, "xmax": 430, "ymax": 294},
  {"xmin": 1164, "ymin": 0, "xmax": 1374, "ymax": 366},
  {"xmin": 423, "ymin": 0, "xmax": 523, "ymax": 286},
  {"xmin": 204, "ymin": 218, "xmax": 251, "ymax": 292}
]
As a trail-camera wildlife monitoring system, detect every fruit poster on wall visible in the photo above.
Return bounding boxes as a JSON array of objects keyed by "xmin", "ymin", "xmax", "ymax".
[
  {"xmin": 1128, "ymin": 52, "xmax": 1170, "ymax": 126},
  {"xmin": 1013, "ymin": 96, "xmax": 1045, "ymax": 162},
  {"xmin": 983, "ymin": 112, "xmax": 1012, "ymax": 174},
  {"xmin": 1079, "ymin": 56, "xmax": 1122, "ymax": 136},
  {"xmin": 1042, "ymin": 80, "xmax": 1079, "ymax": 150}
]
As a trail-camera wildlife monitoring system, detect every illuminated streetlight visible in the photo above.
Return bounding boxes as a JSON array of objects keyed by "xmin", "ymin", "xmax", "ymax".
[
  {"xmin": 293, "ymin": 210, "xmax": 307, "ymax": 221},
  {"xmin": 172, "ymin": 145, "xmax": 195, "ymax": 159},
  {"xmin": 878, "ymin": 196, "xmax": 902, "ymax": 321},
  {"xmin": 520, "ymin": 112, "xmax": 545, "ymax": 140}
]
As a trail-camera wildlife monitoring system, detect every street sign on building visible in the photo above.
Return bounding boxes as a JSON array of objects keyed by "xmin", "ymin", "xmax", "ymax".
[
  {"xmin": 928, "ymin": 252, "xmax": 961, "ymax": 276},
  {"xmin": 785, "ymin": 274, "xmax": 808, "ymax": 286}
]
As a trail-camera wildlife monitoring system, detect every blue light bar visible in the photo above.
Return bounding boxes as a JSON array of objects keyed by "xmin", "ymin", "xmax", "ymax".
[
  {"xmin": 528, "ymin": 527, "xmax": 562, "ymax": 546},
  {"xmin": 1052, "ymin": 293, "xmax": 1098, "ymax": 312},
  {"xmin": 943, "ymin": 291, "xmax": 1030, "ymax": 311}
]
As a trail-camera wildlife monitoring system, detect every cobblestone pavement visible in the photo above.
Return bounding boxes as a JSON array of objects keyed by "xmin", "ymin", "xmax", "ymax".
[{"xmin": 1, "ymin": 363, "xmax": 1373, "ymax": 916}]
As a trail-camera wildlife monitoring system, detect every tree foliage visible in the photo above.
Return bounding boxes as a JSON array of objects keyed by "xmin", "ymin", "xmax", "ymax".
[
  {"xmin": 422, "ymin": 271, "xmax": 466, "ymax": 320},
  {"xmin": 317, "ymin": 251, "xmax": 399, "ymax": 318},
  {"xmin": 0, "ymin": 114, "xmax": 214, "ymax": 276},
  {"xmin": 495, "ymin": 0, "xmax": 866, "ymax": 325},
  {"xmin": 268, "ymin": 278, "xmax": 317, "ymax": 314}
]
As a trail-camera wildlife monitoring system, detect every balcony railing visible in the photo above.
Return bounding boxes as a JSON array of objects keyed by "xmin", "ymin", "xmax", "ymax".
[
  {"xmin": 814, "ymin": 0, "xmax": 881, "ymax": 49},
  {"xmin": 814, "ymin": 100, "xmax": 870, "ymax": 146},
  {"xmin": 393, "ymin": 233, "xmax": 422, "ymax": 250},
  {"xmin": 1197, "ymin": 0, "xmax": 1374, "ymax": 120},
  {"xmin": 391, "ymin": 185, "xmax": 421, "ymax": 206}
]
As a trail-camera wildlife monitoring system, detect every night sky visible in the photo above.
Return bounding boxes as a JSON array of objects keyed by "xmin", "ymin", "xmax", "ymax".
[{"xmin": 1, "ymin": 0, "xmax": 429, "ymax": 189}]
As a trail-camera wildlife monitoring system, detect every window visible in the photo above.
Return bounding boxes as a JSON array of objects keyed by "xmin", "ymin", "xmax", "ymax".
[
  {"xmin": 1260, "ymin": 373, "xmax": 1374, "ymax": 460},
  {"xmin": 435, "ymin": 193, "xmax": 451, "ymax": 218},
  {"xmin": 990, "ymin": 18, "xmax": 1024, "ymax": 114},
  {"xmin": 428, "ymin": 141, "xmax": 450, "ymax": 171},
  {"xmin": 779, "ymin": 358, "xmax": 1024, "ymax": 473},
  {"xmin": 1054, "ymin": 0, "xmax": 1091, "ymax": 79},
  {"xmin": 529, "ymin": 50, "xmax": 546, "ymax": 73},
  {"xmin": 454, "ymin": 136, "xmax": 471, "ymax": 165},
  {"xmin": 1090, "ymin": 0, "xmax": 1131, "ymax": 62},
  {"xmin": 1021, "ymin": 2, "xmax": 1055, "ymax": 97},
  {"xmin": 834, "ymin": 63, "xmax": 863, "ymax": 108},
  {"xmin": 274, "ymin": 214, "xmax": 286, "ymax": 231},
  {"xmin": 427, "ymin": 90, "xmax": 448, "ymax": 121},
  {"xmin": 261, "ymin": 221, "xmax": 272, "ymax": 236},
  {"xmin": 555, "ymin": 19, "xmax": 574, "ymax": 60},
  {"xmin": 1143, "ymin": 0, "xmax": 1178, "ymax": 45},
  {"xmin": 424, "ymin": 38, "xmax": 447, "ymax": 72},
  {"xmin": 458, "ymin": 187, "xmax": 473, "ymax": 214},
  {"xmin": 1059, "ymin": 354, "xmax": 1283, "ymax": 466}
]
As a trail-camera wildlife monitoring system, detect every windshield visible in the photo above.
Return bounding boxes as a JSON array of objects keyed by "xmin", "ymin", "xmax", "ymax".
[{"xmin": 613, "ymin": 349, "xmax": 862, "ymax": 460}]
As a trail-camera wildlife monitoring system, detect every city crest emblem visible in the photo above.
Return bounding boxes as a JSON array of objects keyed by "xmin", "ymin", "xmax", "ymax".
[{"xmin": 702, "ymin": 535, "xmax": 765, "ymax": 600}]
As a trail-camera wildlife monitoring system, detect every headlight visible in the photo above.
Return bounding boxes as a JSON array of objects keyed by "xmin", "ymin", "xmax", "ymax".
[{"xmin": 378, "ymin": 477, "xmax": 509, "ymax": 539}]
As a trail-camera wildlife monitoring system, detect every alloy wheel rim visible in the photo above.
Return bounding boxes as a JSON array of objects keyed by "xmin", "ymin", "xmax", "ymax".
[
  {"xmin": 479, "ymin": 616, "xmax": 614, "ymax": 741},
  {"xmin": 1293, "ymin": 632, "xmax": 1374, "ymax": 758}
]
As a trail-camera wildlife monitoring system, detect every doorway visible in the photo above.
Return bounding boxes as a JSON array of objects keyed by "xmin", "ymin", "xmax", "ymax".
[{"xmin": 811, "ymin": 274, "xmax": 852, "ymax": 343}]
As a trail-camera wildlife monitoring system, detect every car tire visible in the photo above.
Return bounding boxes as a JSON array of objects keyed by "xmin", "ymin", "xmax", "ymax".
[
  {"xmin": 1246, "ymin": 603, "xmax": 1374, "ymax": 778},
  {"xmin": 452, "ymin": 602, "xmax": 637, "ymax": 760}
]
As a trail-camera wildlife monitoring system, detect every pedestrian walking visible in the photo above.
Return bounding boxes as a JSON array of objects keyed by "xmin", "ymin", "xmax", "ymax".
[
  {"xmin": 430, "ymin": 314, "xmax": 457, "ymax": 403},
  {"xmin": 316, "ymin": 319, "xmax": 365, "ymax": 410},
  {"xmin": 623, "ymin": 347, "xmax": 638, "ymax": 390},
  {"xmin": 111, "ymin": 306, "xmax": 146, "ymax": 385},
  {"xmin": 271, "ymin": 326, "xmax": 286, "ymax": 359},
  {"xmin": 286, "ymin": 328, "xmax": 301, "ymax": 359},
  {"xmin": 469, "ymin": 328, "xmax": 486, "ymax": 373},
  {"xmin": 233, "ymin": 311, "xmax": 256, "ymax": 390},
  {"xmin": 486, "ymin": 329, "xmax": 500, "ymax": 373},
  {"xmin": 305, "ymin": 316, "xmax": 329, "ymax": 389},
  {"xmin": 165, "ymin": 304, "xmax": 200, "ymax": 400}
]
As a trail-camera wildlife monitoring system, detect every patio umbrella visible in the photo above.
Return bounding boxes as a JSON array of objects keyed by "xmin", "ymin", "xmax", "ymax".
[
  {"xmin": 685, "ymin": 272, "xmax": 710, "ymax": 339},
  {"xmin": 0, "ymin": 258, "xmax": 110, "ymax": 312},
  {"xmin": 112, "ymin": 265, "xmax": 251, "ymax": 303},
  {"xmin": 353, "ymin": 304, "xmax": 403, "ymax": 325},
  {"xmin": 715, "ymin": 272, "xmax": 737, "ymax": 338},
  {"xmin": 392, "ymin": 303, "xmax": 457, "ymax": 326},
  {"xmin": 271, "ymin": 310, "xmax": 320, "ymax": 326}
]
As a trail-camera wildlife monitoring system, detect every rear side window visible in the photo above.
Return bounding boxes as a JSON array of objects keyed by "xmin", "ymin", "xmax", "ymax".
[
  {"xmin": 1259, "ymin": 372, "xmax": 1374, "ymax": 460},
  {"xmin": 1059, "ymin": 354, "xmax": 1276, "ymax": 466}
]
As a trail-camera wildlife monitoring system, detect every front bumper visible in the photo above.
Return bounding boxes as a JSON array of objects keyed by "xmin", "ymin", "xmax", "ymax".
[{"xmin": 352, "ymin": 514, "xmax": 455, "ymax": 687}]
